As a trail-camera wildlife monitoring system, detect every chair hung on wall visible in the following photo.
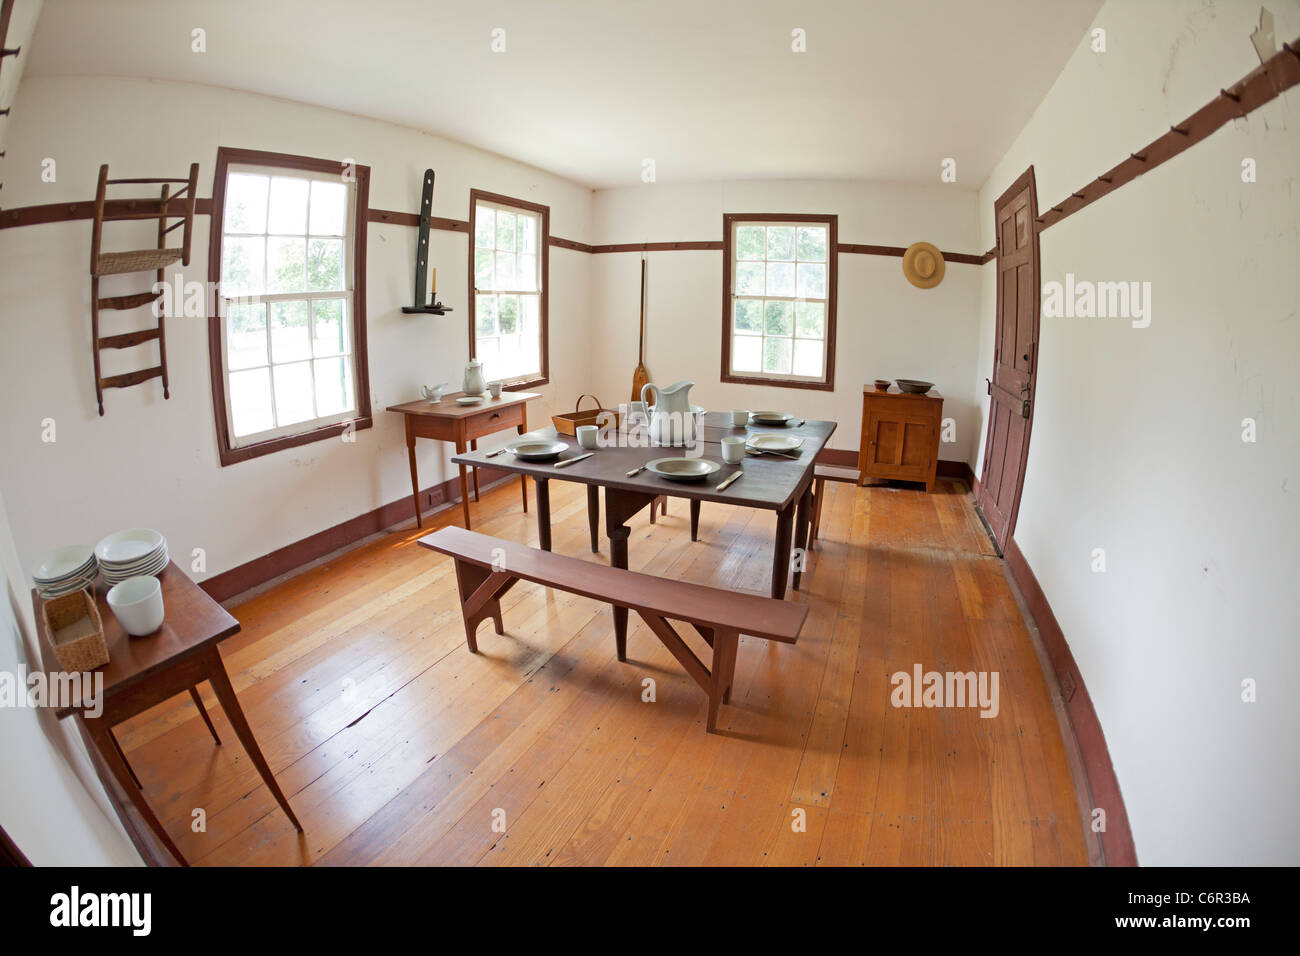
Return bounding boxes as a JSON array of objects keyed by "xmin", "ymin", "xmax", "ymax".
[{"xmin": 88, "ymin": 162, "xmax": 198, "ymax": 416}]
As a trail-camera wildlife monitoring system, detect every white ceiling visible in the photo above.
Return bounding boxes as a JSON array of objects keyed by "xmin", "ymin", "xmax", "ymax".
[{"xmin": 25, "ymin": 0, "xmax": 1103, "ymax": 189}]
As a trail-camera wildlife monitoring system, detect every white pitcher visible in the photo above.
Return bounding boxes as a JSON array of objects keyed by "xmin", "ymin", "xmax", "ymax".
[
  {"xmin": 463, "ymin": 360, "xmax": 486, "ymax": 395},
  {"xmin": 641, "ymin": 380, "xmax": 696, "ymax": 446}
]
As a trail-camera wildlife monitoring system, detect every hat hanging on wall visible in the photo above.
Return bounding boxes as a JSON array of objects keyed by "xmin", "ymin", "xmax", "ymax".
[{"xmin": 902, "ymin": 241, "xmax": 945, "ymax": 289}]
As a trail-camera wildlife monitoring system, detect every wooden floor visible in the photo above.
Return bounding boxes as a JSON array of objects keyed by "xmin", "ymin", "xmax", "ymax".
[{"xmin": 115, "ymin": 476, "xmax": 1089, "ymax": 866}]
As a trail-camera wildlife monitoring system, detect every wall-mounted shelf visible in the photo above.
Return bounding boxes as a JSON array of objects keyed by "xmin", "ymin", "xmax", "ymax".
[{"xmin": 401, "ymin": 168, "xmax": 453, "ymax": 314}]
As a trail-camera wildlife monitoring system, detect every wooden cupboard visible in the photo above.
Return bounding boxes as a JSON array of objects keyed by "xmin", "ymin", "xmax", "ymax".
[{"xmin": 858, "ymin": 386, "xmax": 943, "ymax": 492}]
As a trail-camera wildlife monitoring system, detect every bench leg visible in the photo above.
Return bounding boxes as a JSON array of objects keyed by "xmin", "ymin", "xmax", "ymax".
[
  {"xmin": 708, "ymin": 630, "xmax": 739, "ymax": 733},
  {"xmin": 452, "ymin": 559, "xmax": 517, "ymax": 653},
  {"xmin": 810, "ymin": 476, "xmax": 826, "ymax": 548}
]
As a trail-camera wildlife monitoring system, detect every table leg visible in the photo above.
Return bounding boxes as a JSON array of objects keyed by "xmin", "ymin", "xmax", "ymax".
[
  {"xmin": 82, "ymin": 715, "xmax": 188, "ymax": 865},
  {"xmin": 202, "ymin": 647, "xmax": 302, "ymax": 832},
  {"xmin": 793, "ymin": 482, "xmax": 812, "ymax": 592},
  {"xmin": 455, "ymin": 437, "xmax": 472, "ymax": 530},
  {"xmin": 535, "ymin": 477, "xmax": 552, "ymax": 551},
  {"xmin": 690, "ymin": 499, "xmax": 701, "ymax": 542},
  {"xmin": 405, "ymin": 418, "xmax": 423, "ymax": 529},
  {"xmin": 518, "ymin": 424, "xmax": 529, "ymax": 513},
  {"xmin": 108, "ymin": 726, "xmax": 142, "ymax": 788},
  {"xmin": 771, "ymin": 503, "xmax": 795, "ymax": 599},
  {"xmin": 190, "ymin": 685, "xmax": 221, "ymax": 745},
  {"xmin": 586, "ymin": 485, "xmax": 600, "ymax": 553},
  {"xmin": 604, "ymin": 487, "xmax": 657, "ymax": 661},
  {"xmin": 470, "ymin": 439, "xmax": 481, "ymax": 501}
]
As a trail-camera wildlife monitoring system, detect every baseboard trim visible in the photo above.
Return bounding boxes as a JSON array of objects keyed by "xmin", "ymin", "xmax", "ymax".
[
  {"xmin": 199, "ymin": 466, "xmax": 518, "ymax": 603},
  {"xmin": 1003, "ymin": 535, "xmax": 1138, "ymax": 867},
  {"xmin": 816, "ymin": 447, "xmax": 975, "ymax": 487}
]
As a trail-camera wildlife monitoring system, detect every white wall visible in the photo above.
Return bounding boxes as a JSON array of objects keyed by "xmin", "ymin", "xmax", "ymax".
[
  {"xmin": 589, "ymin": 181, "xmax": 984, "ymax": 461},
  {"xmin": 974, "ymin": 0, "xmax": 1300, "ymax": 864},
  {"xmin": 0, "ymin": 74, "xmax": 593, "ymax": 586}
]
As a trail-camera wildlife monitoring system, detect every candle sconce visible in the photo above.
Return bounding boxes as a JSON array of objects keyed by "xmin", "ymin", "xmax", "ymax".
[{"xmin": 402, "ymin": 168, "xmax": 453, "ymax": 315}]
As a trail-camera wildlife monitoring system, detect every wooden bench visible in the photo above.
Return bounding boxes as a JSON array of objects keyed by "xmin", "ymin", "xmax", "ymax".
[
  {"xmin": 419, "ymin": 526, "xmax": 808, "ymax": 732},
  {"xmin": 810, "ymin": 464, "xmax": 860, "ymax": 547}
]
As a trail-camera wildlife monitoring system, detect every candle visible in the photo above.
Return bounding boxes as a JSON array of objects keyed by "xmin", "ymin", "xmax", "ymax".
[{"xmin": 431, "ymin": 267, "xmax": 437, "ymax": 297}]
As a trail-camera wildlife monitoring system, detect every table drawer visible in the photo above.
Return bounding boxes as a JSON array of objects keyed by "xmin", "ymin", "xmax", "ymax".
[{"xmin": 464, "ymin": 401, "xmax": 526, "ymax": 440}]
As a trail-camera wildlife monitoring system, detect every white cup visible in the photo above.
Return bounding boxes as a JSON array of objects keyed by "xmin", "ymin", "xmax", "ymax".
[
  {"xmin": 107, "ymin": 575, "xmax": 165, "ymax": 636},
  {"xmin": 721, "ymin": 435, "xmax": 747, "ymax": 464},
  {"xmin": 488, "ymin": 381, "xmax": 503, "ymax": 399},
  {"xmin": 730, "ymin": 409, "xmax": 749, "ymax": 427},
  {"xmin": 576, "ymin": 425, "xmax": 599, "ymax": 450}
]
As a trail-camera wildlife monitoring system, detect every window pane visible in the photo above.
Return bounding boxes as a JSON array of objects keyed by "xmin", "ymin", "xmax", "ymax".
[
  {"xmin": 763, "ymin": 337, "xmax": 792, "ymax": 374},
  {"xmin": 308, "ymin": 238, "xmax": 344, "ymax": 292},
  {"xmin": 270, "ymin": 300, "xmax": 311, "ymax": 363},
  {"xmin": 309, "ymin": 180, "xmax": 347, "ymax": 235},
  {"xmin": 521, "ymin": 294, "xmax": 539, "ymax": 334},
  {"xmin": 767, "ymin": 226, "xmax": 795, "ymax": 261},
  {"xmin": 732, "ymin": 334, "xmax": 761, "ymax": 372},
  {"xmin": 796, "ymin": 226, "xmax": 827, "ymax": 261},
  {"xmin": 735, "ymin": 262, "xmax": 764, "ymax": 295},
  {"xmin": 474, "ymin": 249, "xmax": 493, "ymax": 289},
  {"xmin": 517, "ymin": 254, "xmax": 537, "ymax": 292},
  {"xmin": 796, "ymin": 262, "xmax": 826, "ymax": 299},
  {"xmin": 518, "ymin": 215, "xmax": 537, "ymax": 255},
  {"xmin": 733, "ymin": 299, "xmax": 762, "ymax": 333},
  {"xmin": 494, "ymin": 251, "xmax": 517, "ymax": 289},
  {"xmin": 267, "ymin": 176, "xmax": 309, "ymax": 234},
  {"xmin": 795, "ymin": 300, "xmax": 825, "ymax": 338},
  {"xmin": 736, "ymin": 226, "xmax": 765, "ymax": 260},
  {"xmin": 313, "ymin": 355, "xmax": 355, "ymax": 417},
  {"xmin": 495, "ymin": 211, "xmax": 516, "ymax": 252},
  {"xmin": 763, "ymin": 300, "xmax": 793, "ymax": 335},
  {"xmin": 224, "ymin": 173, "xmax": 268, "ymax": 234},
  {"xmin": 793, "ymin": 339, "xmax": 824, "ymax": 377},
  {"xmin": 499, "ymin": 295, "xmax": 519, "ymax": 335},
  {"xmin": 476, "ymin": 295, "xmax": 497, "ymax": 336},
  {"xmin": 273, "ymin": 361, "xmax": 315, "ymax": 426},
  {"xmin": 766, "ymin": 262, "xmax": 795, "ymax": 296},
  {"xmin": 226, "ymin": 303, "xmax": 267, "ymax": 370},
  {"xmin": 474, "ymin": 206, "xmax": 495, "ymax": 249},
  {"xmin": 221, "ymin": 236, "xmax": 265, "ymax": 297},
  {"xmin": 312, "ymin": 299, "xmax": 347, "ymax": 356},
  {"xmin": 229, "ymin": 367, "xmax": 274, "ymax": 437},
  {"xmin": 267, "ymin": 236, "xmax": 306, "ymax": 293}
]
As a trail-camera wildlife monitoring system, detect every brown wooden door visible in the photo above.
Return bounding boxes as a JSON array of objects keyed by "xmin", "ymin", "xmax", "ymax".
[{"xmin": 977, "ymin": 167, "xmax": 1039, "ymax": 553}]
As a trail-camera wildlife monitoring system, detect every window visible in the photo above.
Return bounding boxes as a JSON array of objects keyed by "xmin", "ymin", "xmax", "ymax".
[
  {"xmin": 208, "ymin": 148, "xmax": 371, "ymax": 465},
  {"xmin": 468, "ymin": 190, "xmax": 549, "ymax": 388},
  {"xmin": 721, "ymin": 213, "xmax": 837, "ymax": 390}
]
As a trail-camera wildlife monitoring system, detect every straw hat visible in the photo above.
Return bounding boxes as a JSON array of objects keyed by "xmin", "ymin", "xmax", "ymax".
[{"xmin": 902, "ymin": 242, "xmax": 945, "ymax": 289}]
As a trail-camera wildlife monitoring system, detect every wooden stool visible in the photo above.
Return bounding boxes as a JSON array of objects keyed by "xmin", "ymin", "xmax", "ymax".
[{"xmin": 810, "ymin": 464, "xmax": 860, "ymax": 547}]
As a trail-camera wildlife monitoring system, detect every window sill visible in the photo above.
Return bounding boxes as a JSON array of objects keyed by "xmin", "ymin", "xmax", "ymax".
[
  {"xmin": 720, "ymin": 373, "xmax": 834, "ymax": 392},
  {"xmin": 218, "ymin": 416, "xmax": 373, "ymax": 467},
  {"xmin": 503, "ymin": 376, "xmax": 549, "ymax": 392}
]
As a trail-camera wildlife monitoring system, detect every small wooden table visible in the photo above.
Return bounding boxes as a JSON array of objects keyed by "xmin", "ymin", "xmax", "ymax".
[
  {"xmin": 452, "ymin": 412, "xmax": 837, "ymax": 658},
  {"xmin": 387, "ymin": 391, "xmax": 539, "ymax": 529},
  {"xmin": 34, "ymin": 562, "xmax": 300, "ymax": 866}
]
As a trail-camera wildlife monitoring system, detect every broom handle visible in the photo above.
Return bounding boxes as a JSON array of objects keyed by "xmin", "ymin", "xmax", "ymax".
[{"xmin": 638, "ymin": 257, "xmax": 647, "ymax": 363}]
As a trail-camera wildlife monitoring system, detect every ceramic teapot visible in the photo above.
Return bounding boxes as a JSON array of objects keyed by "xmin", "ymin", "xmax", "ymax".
[
  {"xmin": 640, "ymin": 380, "xmax": 696, "ymax": 446},
  {"xmin": 463, "ymin": 360, "xmax": 486, "ymax": 396}
]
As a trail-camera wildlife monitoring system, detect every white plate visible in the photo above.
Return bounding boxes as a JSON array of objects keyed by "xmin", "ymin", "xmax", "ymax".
[
  {"xmin": 34, "ymin": 545, "xmax": 96, "ymax": 583},
  {"xmin": 747, "ymin": 434, "xmax": 804, "ymax": 453},
  {"xmin": 96, "ymin": 528, "xmax": 166, "ymax": 565},
  {"xmin": 646, "ymin": 457, "xmax": 721, "ymax": 482},
  {"xmin": 507, "ymin": 439, "xmax": 568, "ymax": 461},
  {"xmin": 103, "ymin": 552, "xmax": 168, "ymax": 576},
  {"xmin": 749, "ymin": 411, "xmax": 794, "ymax": 425},
  {"xmin": 456, "ymin": 396, "xmax": 484, "ymax": 405}
]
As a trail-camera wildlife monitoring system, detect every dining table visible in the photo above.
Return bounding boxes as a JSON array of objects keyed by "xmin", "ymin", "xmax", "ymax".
[{"xmin": 451, "ymin": 411, "xmax": 837, "ymax": 655}]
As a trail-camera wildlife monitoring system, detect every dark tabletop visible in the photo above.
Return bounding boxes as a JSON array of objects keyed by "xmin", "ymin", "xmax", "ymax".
[{"xmin": 452, "ymin": 411, "xmax": 837, "ymax": 512}]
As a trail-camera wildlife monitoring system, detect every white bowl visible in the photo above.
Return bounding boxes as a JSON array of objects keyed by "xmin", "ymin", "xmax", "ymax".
[
  {"xmin": 106, "ymin": 575, "xmax": 165, "ymax": 637},
  {"xmin": 95, "ymin": 528, "xmax": 166, "ymax": 565}
]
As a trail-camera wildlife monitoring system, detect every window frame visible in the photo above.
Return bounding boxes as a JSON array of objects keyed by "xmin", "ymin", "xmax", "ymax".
[
  {"xmin": 467, "ymin": 189, "xmax": 550, "ymax": 390},
  {"xmin": 207, "ymin": 147, "xmax": 372, "ymax": 466},
  {"xmin": 720, "ymin": 212, "xmax": 837, "ymax": 391}
]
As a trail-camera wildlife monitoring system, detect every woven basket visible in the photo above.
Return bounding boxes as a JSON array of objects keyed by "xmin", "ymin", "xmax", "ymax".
[
  {"xmin": 42, "ymin": 589, "xmax": 109, "ymax": 672},
  {"xmin": 552, "ymin": 394, "xmax": 623, "ymax": 436}
]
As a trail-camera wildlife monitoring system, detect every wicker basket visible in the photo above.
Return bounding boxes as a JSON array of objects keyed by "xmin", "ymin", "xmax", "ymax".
[
  {"xmin": 551, "ymin": 394, "xmax": 623, "ymax": 436},
  {"xmin": 42, "ymin": 589, "xmax": 109, "ymax": 672}
]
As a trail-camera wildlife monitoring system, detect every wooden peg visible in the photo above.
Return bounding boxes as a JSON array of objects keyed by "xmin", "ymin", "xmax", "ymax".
[{"xmin": 1170, "ymin": 124, "xmax": 1190, "ymax": 136}]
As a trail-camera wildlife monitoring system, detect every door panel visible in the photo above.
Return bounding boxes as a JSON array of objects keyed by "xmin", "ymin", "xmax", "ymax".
[{"xmin": 977, "ymin": 166, "xmax": 1040, "ymax": 553}]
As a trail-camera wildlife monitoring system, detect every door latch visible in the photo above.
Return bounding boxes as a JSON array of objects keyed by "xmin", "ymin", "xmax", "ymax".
[{"xmin": 1021, "ymin": 398, "xmax": 1031, "ymax": 419}]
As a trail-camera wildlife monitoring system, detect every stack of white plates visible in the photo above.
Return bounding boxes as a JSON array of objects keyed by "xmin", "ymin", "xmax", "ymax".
[
  {"xmin": 33, "ymin": 545, "xmax": 99, "ymax": 599},
  {"xmin": 95, "ymin": 528, "xmax": 168, "ymax": 586}
]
